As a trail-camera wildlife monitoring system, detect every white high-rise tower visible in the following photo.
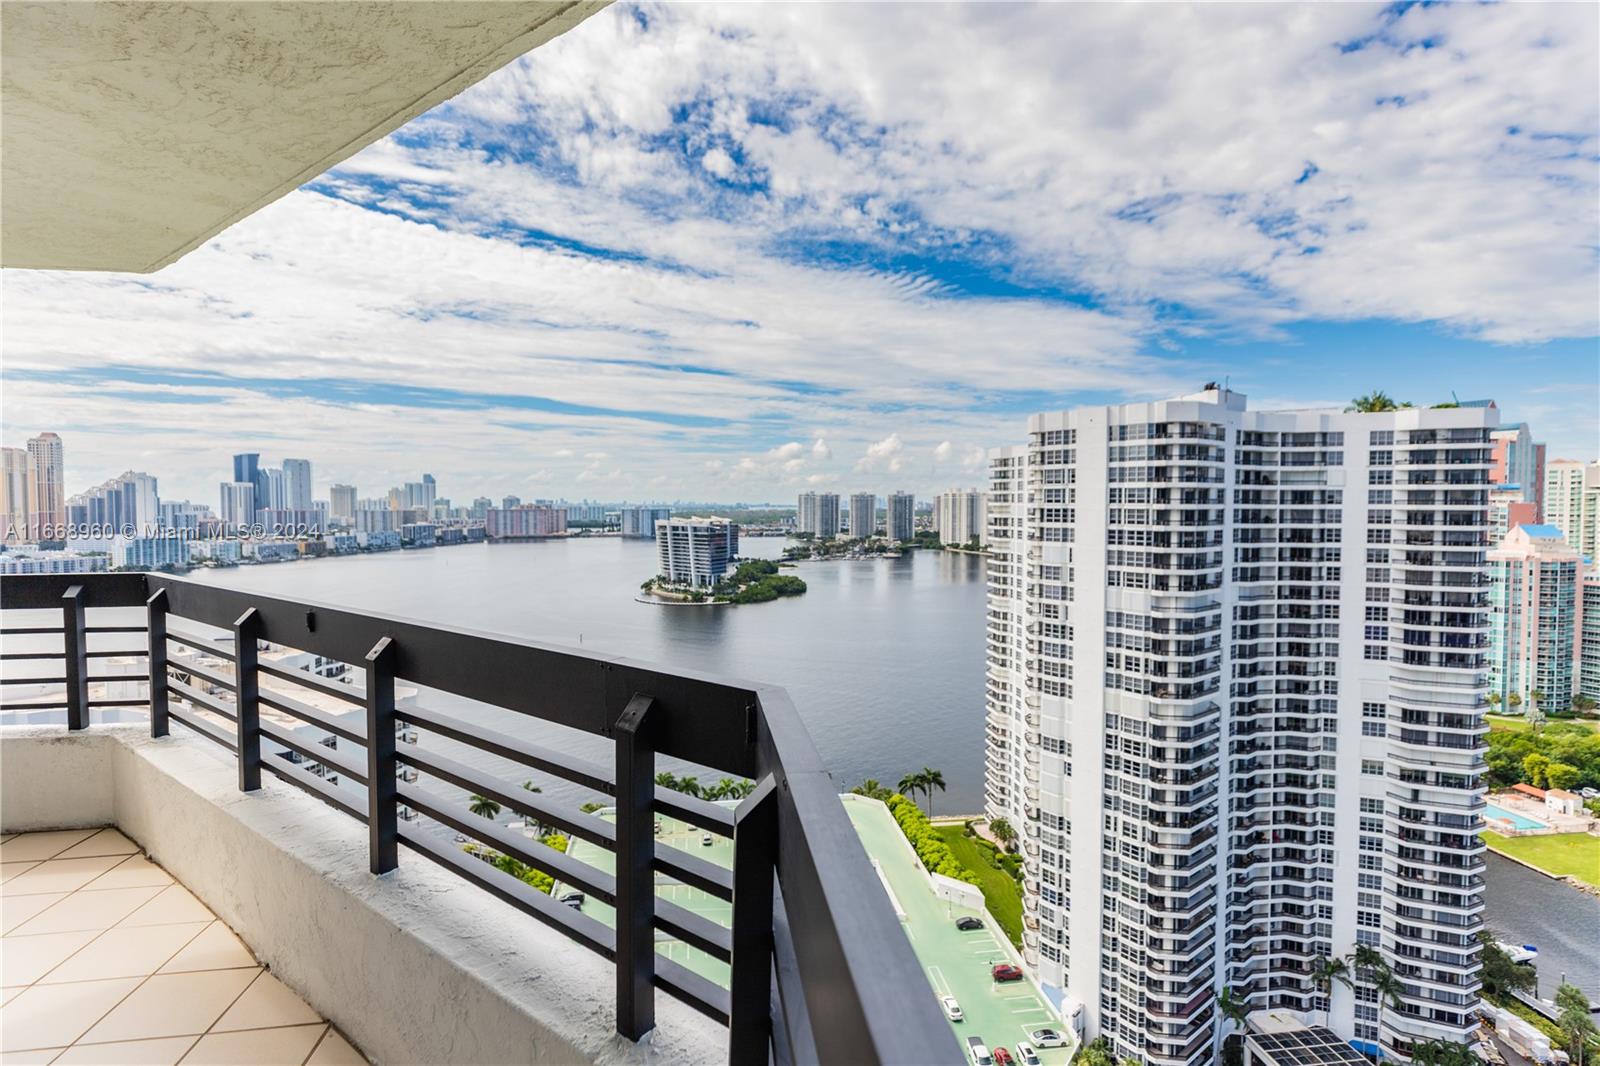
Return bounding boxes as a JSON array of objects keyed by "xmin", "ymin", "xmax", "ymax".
[{"xmin": 985, "ymin": 387, "xmax": 1493, "ymax": 1064}]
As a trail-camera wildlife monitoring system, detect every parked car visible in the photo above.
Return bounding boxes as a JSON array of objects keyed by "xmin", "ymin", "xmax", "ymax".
[
  {"xmin": 702, "ymin": 833, "xmax": 714, "ymax": 846},
  {"xmin": 955, "ymin": 916, "xmax": 984, "ymax": 931},
  {"xmin": 1028, "ymin": 1029, "xmax": 1066, "ymax": 1048},
  {"xmin": 557, "ymin": 890, "xmax": 584, "ymax": 909},
  {"xmin": 965, "ymin": 1036, "xmax": 993, "ymax": 1066},
  {"xmin": 940, "ymin": 995, "xmax": 964, "ymax": 1022},
  {"xmin": 1015, "ymin": 1042, "xmax": 1041, "ymax": 1066},
  {"xmin": 992, "ymin": 1048, "xmax": 1015, "ymax": 1066},
  {"xmin": 991, "ymin": 963, "xmax": 1024, "ymax": 982}
]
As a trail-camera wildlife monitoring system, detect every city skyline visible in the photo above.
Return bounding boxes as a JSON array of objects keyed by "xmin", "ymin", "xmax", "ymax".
[{"xmin": 2, "ymin": 3, "xmax": 1595, "ymax": 503}]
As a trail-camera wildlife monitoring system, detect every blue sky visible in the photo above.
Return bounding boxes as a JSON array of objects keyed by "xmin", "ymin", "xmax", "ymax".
[{"xmin": 2, "ymin": 1, "xmax": 1596, "ymax": 504}]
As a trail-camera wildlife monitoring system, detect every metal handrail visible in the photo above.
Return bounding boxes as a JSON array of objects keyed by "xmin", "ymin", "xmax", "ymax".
[{"xmin": 0, "ymin": 572, "xmax": 957, "ymax": 1065}]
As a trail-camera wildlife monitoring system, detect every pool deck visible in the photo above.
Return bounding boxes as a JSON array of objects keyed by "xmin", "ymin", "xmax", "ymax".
[{"xmin": 842, "ymin": 796, "xmax": 1074, "ymax": 1064}]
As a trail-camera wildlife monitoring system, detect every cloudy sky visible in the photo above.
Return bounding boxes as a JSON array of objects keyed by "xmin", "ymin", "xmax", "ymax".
[{"xmin": 4, "ymin": 1, "xmax": 1597, "ymax": 507}]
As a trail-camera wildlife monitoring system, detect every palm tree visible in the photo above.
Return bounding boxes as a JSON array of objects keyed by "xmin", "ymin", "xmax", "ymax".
[
  {"xmin": 1486, "ymin": 692, "xmax": 1502, "ymax": 711},
  {"xmin": 1507, "ymin": 692, "xmax": 1523, "ymax": 712},
  {"xmin": 521, "ymin": 780, "xmax": 546, "ymax": 834},
  {"xmin": 990, "ymin": 817, "xmax": 1018, "ymax": 850},
  {"xmin": 1311, "ymin": 954, "xmax": 1353, "ymax": 994},
  {"xmin": 1217, "ymin": 986, "xmax": 1249, "ymax": 1028},
  {"xmin": 1573, "ymin": 693, "xmax": 1597, "ymax": 716},
  {"xmin": 1556, "ymin": 982, "xmax": 1597, "ymax": 1065},
  {"xmin": 1348, "ymin": 944, "xmax": 1384, "ymax": 980},
  {"xmin": 919, "ymin": 767, "xmax": 946, "ymax": 816},
  {"xmin": 468, "ymin": 794, "xmax": 501, "ymax": 820},
  {"xmin": 898, "ymin": 771, "xmax": 927, "ymax": 809},
  {"xmin": 1410, "ymin": 1040, "xmax": 1482, "ymax": 1066},
  {"xmin": 1346, "ymin": 391, "xmax": 1411, "ymax": 413},
  {"xmin": 1528, "ymin": 690, "xmax": 1548, "ymax": 732},
  {"xmin": 851, "ymin": 778, "xmax": 893, "ymax": 802},
  {"xmin": 1369, "ymin": 962, "xmax": 1406, "ymax": 1012}
]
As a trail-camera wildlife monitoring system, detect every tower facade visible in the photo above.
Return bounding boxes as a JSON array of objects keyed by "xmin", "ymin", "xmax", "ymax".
[{"xmin": 984, "ymin": 388, "xmax": 1492, "ymax": 1064}]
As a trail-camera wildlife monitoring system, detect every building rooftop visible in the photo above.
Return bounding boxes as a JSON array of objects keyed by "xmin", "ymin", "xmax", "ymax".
[{"xmin": 1245, "ymin": 1014, "xmax": 1368, "ymax": 1066}]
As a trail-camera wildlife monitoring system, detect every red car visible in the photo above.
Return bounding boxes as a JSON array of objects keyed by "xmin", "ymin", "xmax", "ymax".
[
  {"xmin": 992, "ymin": 1049, "xmax": 1015, "ymax": 1066},
  {"xmin": 991, "ymin": 963, "xmax": 1024, "ymax": 982}
]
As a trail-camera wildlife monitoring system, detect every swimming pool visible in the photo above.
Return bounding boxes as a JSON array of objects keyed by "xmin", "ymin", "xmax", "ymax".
[{"xmin": 1485, "ymin": 803, "xmax": 1546, "ymax": 831}]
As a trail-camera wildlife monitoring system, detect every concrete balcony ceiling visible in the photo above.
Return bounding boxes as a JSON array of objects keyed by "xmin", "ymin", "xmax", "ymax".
[{"xmin": 1, "ymin": 0, "xmax": 608, "ymax": 273}]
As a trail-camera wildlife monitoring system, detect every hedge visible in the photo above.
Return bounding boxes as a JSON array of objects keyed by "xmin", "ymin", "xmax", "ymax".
[{"xmin": 886, "ymin": 794, "xmax": 982, "ymax": 886}]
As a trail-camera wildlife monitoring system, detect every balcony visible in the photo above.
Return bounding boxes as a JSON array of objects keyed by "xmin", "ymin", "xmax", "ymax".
[{"xmin": 0, "ymin": 573, "xmax": 955, "ymax": 1064}]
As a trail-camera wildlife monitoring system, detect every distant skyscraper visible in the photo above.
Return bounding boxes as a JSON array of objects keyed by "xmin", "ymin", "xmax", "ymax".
[
  {"xmin": 796, "ymin": 492, "xmax": 840, "ymax": 536},
  {"xmin": 1544, "ymin": 459, "xmax": 1600, "ymax": 558},
  {"xmin": 655, "ymin": 517, "xmax": 739, "ymax": 587},
  {"xmin": 232, "ymin": 452, "xmax": 259, "ymax": 486},
  {"xmin": 934, "ymin": 489, "xmax": 986, "ymax": 546},
  {"xmin": 484, "ymin": 504, "xmax": 566, "ymax": 540},
  {"xmin": 501, "ymin": 495, "xmax": 521, "ymax": 510},
  {"xmin": 1490, "ymin": 524, "xmax": 1583, "ymax": 708},
  {"xmin": 848, "ymin": 493, "xmax": 876, "ymax": 539},
  {"xmin": 1488, "ymin": 423, "xmax": 1546, "ymax": 514},
  {"xmin": 619, "ymin": 505, "xmax": 672, "ymax": 538},
  {"xmin": 1, "ymin": 447, "xmax": 29, "ymax": 541},
  {"xmin": 282, "ymin": 459, "xmax": 313, "ymax": 511},
  {"xmin": 884, "ymin": 491, "xmax": 914, "ymax": 542},
  {"xmin": 26, "ymin": 432, "xmax": 65, "ymax": 540},
  {"xmin": 470, "ymin": 497, "xmax": 493, "ymax": 522},
  {"xmin": 328, "ymin": 484, "xmax": 357, "ymax": 522},
  {"xmin": 421, "ymin": 473, "xmax": 437, "ymax": 512},
  {"xmin": 219, "ymin": 482, "xmax": 256, "ymax": 530}
]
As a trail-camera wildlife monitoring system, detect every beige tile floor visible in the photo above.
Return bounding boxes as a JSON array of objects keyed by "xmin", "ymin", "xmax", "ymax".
[{"xmin": 0, "ymin": 829, "xmax": 365, "ymax": 1066}]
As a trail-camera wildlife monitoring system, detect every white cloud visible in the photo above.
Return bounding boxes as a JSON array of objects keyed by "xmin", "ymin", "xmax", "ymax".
[{"xmin": 1, "ymin": 1, "xmax": 1593, "ymax": 502}]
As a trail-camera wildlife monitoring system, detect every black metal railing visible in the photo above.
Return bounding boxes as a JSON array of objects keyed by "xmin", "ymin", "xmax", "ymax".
[{"xmin": 0, "ymin": 572, "xmax": 957, "ymax": 1065}]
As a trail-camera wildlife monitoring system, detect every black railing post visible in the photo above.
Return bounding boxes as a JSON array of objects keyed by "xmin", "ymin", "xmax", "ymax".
[
  {"xmin": 365, "ymin": 636, "xmax": 398, "ymax": 874},
  {"xmin": 146, "ymin": 588, "xmax": 169, "ymax": 737},
  {"xmin": 614, "ymin": 693, "xmax": 656, "ymax": 1041},
  {"xmin": 233, "ymin": 608, "xmax": 262, "ymax": 791},
  {"xmin": 729, "ymin": 775, "xmax": 779, "ymax": 1064},
  {"xmin": 61, "ymin": 585, "xmax": 88, "ymax": 730}
]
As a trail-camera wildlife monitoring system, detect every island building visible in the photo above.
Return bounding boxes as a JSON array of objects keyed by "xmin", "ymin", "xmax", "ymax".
[
  {"xmin": 1544, "ymin": 459, "xmax": 1600, "ymax": 559},
  {"xmin": 934, "ymin": 488, "xmax": 987, "ymax": 546},
  {"xmin": 884, "ymin": 491, "xmax": 915, "ymax": 543},
  {"xmin": 1, "ymin": 446, "xmax": 29, "ymax": 541},
  {"xmin": 848, "ymin": 493, "xmax": 877, "ymax": 539},
  {"xmin": 1489, "ymin": 524, "xmax": 1584, "ymax": 708},
  {"xmin": 619, "ymin": 504, "xmax": 672, "ymax": 538},
  {"xmin": 655, "ymin": 516, "xmax": 739, "ymax": 587},
  {"xmin": 797, "ymin": 492, "xmax": 841, "ymax": 537},
  {"xmin": 984, "ymin": 385, "xmax": 1494, "ymax": 1063}
]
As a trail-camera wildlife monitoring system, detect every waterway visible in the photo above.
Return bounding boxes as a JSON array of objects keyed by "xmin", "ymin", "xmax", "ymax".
[{"xmin": 182, "ymin": 537, "xmax": 1598, "ymax": 989}]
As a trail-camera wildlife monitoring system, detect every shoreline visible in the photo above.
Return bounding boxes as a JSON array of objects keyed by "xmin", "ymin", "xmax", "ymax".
[{"xmin": 1482, "ymin": 837, "xmax": 1600, "ymax": 897}]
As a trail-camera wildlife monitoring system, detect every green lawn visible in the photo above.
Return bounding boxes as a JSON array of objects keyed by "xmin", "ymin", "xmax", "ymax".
[
  {"xmin": 934, "ymin": 826, "xmax": 1023, "ymax": 946},
  {"xmin": 1486, "ymin": 713, "xmax": 1600, "ymax": 734},
  {"xmin": 1482, "ymin": 830, "xmax": 1600, "ymax": 887}
]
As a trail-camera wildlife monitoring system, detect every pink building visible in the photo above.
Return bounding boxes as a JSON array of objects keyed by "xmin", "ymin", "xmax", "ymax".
[
  {"xmin": 1489, "ymin": 422, "xmax": 1546, "ymax": 518},
  {"xmin": 484, "ymin": 504, "xmax": 567, "ymax": 540},
  {"xmin": 1489, "ymin": 524, "xmax": 1583, "ymax": 708}
]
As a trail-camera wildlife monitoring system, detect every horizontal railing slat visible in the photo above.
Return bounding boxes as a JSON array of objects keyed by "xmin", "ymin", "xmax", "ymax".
[
  {"xmin": 258, "ymin": 718, "xmax": 367, "ymax": 786},
  {"xmin": 0, "ymin": 651, "xmax": 64, "ymax": 660},
  {"xmin": 0, "ymin": 675, "xmax": 65, "ymax": 685},
  {"xmin": 398, "ymin": 747, "xmax": 615, "ymax": 848},
  {"xmin": 397, "ymin": 824, "xmax": 616, "ymax": 959},
  {"xmin": 398, "ymin": 703, "xmax": 735, "ymax": 834},
  {"xmin": 398, "ymin": 784, "xmax": 618, "ymax": 903},
  {"xmin": 167, "ymin": 704, "xmax": 238, "ymax": 752},
  {"xmin": 85, "ymin": 625, "xmax": 147, "ymax": 634},
  {"xmin": 655, "ymin": 955, "xmax": 732, "ymax": 1025},
  {"xmin": 256, "ymin": 661, "xmax": 364, "ymax": 706},
  {"xmin": 167, "ymin": 651, "xmax": 235, "ymax": 690},
  {"xmin": 256, "ymin": 685, "xmax": 366, "ymax": 745},
  {"xmin": 262, "ymin": 755, "xmax": 368, "ymax": 821},
  {"xmin": 0, "ymin": 700, "xmax": 68, "ymax": 711},
  {"xmin": 168, "ymin": 677, "xmax": 237, "ymax": 721}
]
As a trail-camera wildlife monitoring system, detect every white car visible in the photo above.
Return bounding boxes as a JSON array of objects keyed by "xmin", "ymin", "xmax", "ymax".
[
  {"xmin": 1015, "ymin": 1042, "xmax": 1041, "ymax": 1066},
  {"xmin": 940, "ymin": 995, "xmax": 964, "ymax": 1022},
  {"xmin": 1029, "ymin": 1029, "xmax": 1066, "ymax": 1049},
  {"xmin": 965, "ymin": 1037, "xmax": 993, "ymax": 1066}
]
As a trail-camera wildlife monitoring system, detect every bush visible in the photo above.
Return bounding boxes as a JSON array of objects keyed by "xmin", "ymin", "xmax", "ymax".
[{"xmin": 886, "ymin": 794, "xmax": 982, "ymax": 886}]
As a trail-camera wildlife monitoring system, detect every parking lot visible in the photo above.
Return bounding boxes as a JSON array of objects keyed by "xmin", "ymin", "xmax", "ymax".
[{"xmin": 843, "ymin": 795, "xmax": 1074, "ymax": 1065}]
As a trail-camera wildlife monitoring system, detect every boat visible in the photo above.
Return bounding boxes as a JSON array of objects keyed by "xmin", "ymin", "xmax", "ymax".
[{"xmin": 1495, "ymin": 940, "xmax": 1539, "ymax": 964}]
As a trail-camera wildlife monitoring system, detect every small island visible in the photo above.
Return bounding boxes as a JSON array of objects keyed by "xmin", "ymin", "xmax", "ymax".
[{"xmin": 640, "ymin": 559, "xmax": 806, "ymax": 605}]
